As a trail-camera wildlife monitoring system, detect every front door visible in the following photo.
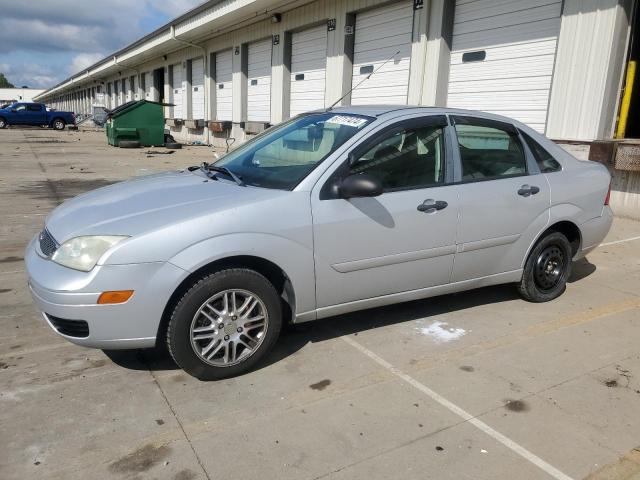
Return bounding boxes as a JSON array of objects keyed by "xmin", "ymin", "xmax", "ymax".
[
  {"xmin": 311, "ymin": 116, "xmax": 460, "ymax": 309},
  {"xmin": 449, "ymin": 116, "xmax": 551, "ymax": 281}
]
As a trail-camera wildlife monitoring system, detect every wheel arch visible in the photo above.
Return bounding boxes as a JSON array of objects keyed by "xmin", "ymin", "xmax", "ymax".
[
  {"xmin": 157, "ymin": 255, "xmax": 296, "ymax": 344},
  {"xmin": 523, "ymin": 220, "xmax": 582, "ymax": 268}
]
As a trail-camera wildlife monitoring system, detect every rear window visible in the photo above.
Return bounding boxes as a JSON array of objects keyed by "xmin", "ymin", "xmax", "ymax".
[{"xmin": 521, "ymin": 131, "xmax": 561, "ymax": 173}]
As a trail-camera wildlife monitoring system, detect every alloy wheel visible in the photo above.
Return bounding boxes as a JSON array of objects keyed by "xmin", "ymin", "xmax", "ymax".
[{"xmin": 189, "ymin": 289, "xmax": 268, "ymax": 367}]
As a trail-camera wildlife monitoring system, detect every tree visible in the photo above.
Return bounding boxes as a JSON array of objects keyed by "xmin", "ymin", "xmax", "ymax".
[{"xmin": 0, "ymin": 73, "xmax": 15, "ymax": 88}]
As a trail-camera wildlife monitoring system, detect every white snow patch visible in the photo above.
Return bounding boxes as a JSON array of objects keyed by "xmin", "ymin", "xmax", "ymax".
[{"xmin": 416, "ymin": 321, "xmax": 467, "ymax": 343}]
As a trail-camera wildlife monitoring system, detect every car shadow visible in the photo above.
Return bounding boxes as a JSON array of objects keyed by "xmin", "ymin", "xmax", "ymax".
[
  {"xmin": 568, "ymin": 258, "xmax": 597, "ymax": 283},
  {"xmin": 104, "ymin": 283, "xmax": 520, "ymax": 377}
]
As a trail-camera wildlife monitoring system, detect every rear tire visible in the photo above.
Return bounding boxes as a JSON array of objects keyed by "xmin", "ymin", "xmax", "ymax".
[
  {"xmin": 0, "ymin": 117, "xmax": 6, "ymax": 129},
  {"xmin": 165, "ymin": 142, "xmax": 182, "ymax": 149},
  {"xmin": 52, "ymin": 118, "xmax": 66, "ymax": 130},
  {"xmin": 119, "ymin": 140, "xmax": 140, "ymax": 148},
  {"xmin": 518, "ymin": 232, "xmax": 572, "ymax": 302},
  {"xmin": 167, "ymin": 268, "xmax": 282, "ymax": 380}
]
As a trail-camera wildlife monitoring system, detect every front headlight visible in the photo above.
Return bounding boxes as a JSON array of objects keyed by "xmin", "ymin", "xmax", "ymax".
[{"xmin": 51, "ymin": 236, "xmax": 128, "ymax": 272}]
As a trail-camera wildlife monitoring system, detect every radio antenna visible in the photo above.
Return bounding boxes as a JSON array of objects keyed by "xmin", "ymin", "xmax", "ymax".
[{"xmin": 328, "ymin": 50, "xmax": 401, "ymax": 110}]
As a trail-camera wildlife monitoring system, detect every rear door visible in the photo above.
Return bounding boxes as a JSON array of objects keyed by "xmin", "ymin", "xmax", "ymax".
[
  {"xmin": 191, "ymin": 57, "xmax": 205, "ymax": 120},
  {"xmin": 26, "ymin": 104, "xmax": 46, "ymax": 124},
  {"xmin": 247, "ymin": 38, "xmax": 272, "ymax": 122},
  {"xmin": 215, "ymin": 50, "xmax": 233, "ymax": 121},
  {"xmin": 350, "ymin": 1, "xmax": 414, "ymax": 105},
  {"xmin": 290, "ymin": 25, "xmax": 328, "ymax": 116},
  {"xmin": 450, "ymin": 115, "xmax": 550, "ymax": 282},
  {"xmin": 311, "ymin": 115, "xmax": 460, "ymax": 309}
]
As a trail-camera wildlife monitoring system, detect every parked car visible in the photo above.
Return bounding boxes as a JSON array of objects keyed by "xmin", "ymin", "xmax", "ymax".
[
  {"xmin": 25, "ymin": 106, "xmax": 612, "ymax": 379},
  {"xmin": 0, "ymin": 102, "xmax": 75, "ymax": 130}
]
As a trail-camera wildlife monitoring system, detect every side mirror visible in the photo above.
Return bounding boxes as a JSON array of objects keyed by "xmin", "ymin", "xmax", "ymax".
[{"xmin": 339, "ymin": 173, "xmax": 383, "ymax": 199}]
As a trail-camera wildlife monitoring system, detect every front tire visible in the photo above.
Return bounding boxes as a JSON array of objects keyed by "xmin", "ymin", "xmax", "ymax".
[
  {"xmin": 167, "ymin": 268, "xmax": 282, "ymax": 380},
  {"xmin": 0, "ymin": 117, "xmax": 6, "ymax": 129},
  {"xmin": 518, "ymin": 232, "xmax": 572, "ymax": 302}
]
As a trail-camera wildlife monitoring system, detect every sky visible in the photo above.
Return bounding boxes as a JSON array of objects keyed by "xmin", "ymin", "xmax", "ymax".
[{"xmin": 0, "ymin": 0, "xmax": 203, "ymax": 89}]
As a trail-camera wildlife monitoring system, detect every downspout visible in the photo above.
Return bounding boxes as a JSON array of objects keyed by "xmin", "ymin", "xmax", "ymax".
[{"xmin": 170, "ymin": 25, "xmax": 210, "ymax": 145}]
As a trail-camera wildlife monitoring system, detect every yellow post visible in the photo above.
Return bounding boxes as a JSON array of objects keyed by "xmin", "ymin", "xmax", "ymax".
[{"xmin": 616, "ymin": 60, "xmax": 636, "ymax": 139}]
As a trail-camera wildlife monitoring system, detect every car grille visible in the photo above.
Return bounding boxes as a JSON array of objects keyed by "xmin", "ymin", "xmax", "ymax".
[
  {"xmin": 39, "ymin": 229, "xmax": 58, "ymax": 257},
  {"xmin": 46, "ymin": 315, "xmax": 89, "ymax": 338}
]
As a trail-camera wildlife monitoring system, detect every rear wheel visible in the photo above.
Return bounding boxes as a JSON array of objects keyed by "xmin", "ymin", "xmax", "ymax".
[
  {"xmin": 167, "ymin": 268, "xmax": 282, "ymax": 380},
  {"xmin": 0, "ymin": 117, "xmax": 6, "ymax": 129},
  {"xmin": 518, "ymin": 232, "xmax": 572, "ymax": 302},
  {"xmin": 52, "ymin": 118, "xmax": 66, "ymax": 130}
]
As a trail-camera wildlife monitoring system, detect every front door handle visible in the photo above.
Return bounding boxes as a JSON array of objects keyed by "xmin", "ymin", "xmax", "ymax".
[
  {"xmin": 417, "ymin": 199, "xmax": 448, "ymax": 213},
  {"xmin": 517, "ymin": 184, "xmax": 540, "ymax": 197}
]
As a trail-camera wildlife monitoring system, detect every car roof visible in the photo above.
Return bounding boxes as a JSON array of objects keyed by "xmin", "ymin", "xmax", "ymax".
[{"xmin": 328, "ymin": 104, "xmax": 518, "ymax": 123}]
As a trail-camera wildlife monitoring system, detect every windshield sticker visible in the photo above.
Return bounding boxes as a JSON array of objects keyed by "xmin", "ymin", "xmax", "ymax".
[{"xmin": 325, "ymin": 115, "xmax": 368, "ymax": 128}]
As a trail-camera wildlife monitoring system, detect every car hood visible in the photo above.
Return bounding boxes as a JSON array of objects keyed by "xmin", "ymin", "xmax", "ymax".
[{"xmin": 45, "ymin": 170, "xmax": 284, "ymax": 242}]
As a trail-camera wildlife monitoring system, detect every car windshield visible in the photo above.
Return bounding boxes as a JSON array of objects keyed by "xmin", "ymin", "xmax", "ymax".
[{"xmin": 213, "ymin": 112, "xmax": 374, "ymax": 190}]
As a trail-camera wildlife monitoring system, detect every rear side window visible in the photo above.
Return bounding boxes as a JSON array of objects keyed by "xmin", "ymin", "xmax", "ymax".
[
  {"xmin": 521, "ymin": 131, "xmax": 562, "ymax": 173},
  {"xmin": 27, "ymin": 104, "xmax": 42, "ymax": 111},
  {"xmin": 454, "ymin": 119, "xmax": 526, "ymax": 181}
]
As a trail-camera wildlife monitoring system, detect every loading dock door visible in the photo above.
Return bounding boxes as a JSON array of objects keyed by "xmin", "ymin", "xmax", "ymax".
[
  {"xmin": 173, "ymin": 63, "xmax": 184, "ymax": 119},
  {"xmin": 447, "ymin": 0, "xmax": 562, "ymax": 133},
  {"xmin": 290, "ymin": 25, "xmax": 328, "ymax": 117},
  {"xmin": 191, "ymin": 58, "xmax": 205, "ymax": 120},
  {"xmin": 351, "ymin": 1, "xmax": 414, "ymax": 105},
  {"xmin": 247, "ymin": 38, "xmax": 272, "ymax": 122},
  {"xmin": 215, "ymin": 50, "xmax": 233, "ymax": 121}
]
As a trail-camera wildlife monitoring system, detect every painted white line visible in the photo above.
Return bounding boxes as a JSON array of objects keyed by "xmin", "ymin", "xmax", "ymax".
[
  {"xmin": 342, "ymin": 336, "xmax": 574, "ymax": 480},
  {"xmin": 600, "ymin": 235, "xmax": 640, "ymax": 247}
]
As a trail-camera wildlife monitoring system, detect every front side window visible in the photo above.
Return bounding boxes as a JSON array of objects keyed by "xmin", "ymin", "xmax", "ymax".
[
  {"xmin": 454, "ymin": 118, "xmax": 526, "ymax": 181},
  {"xmin": 349, "ymin": 125, "xmax": 446, "ymax": 191},
  {"xmin": 521, "ymin": 131, "xmax": 561, "ymax": 173},
  {"xmin": 14, "ymin": 104, "xmax": 26, "ymax": 112},
  {"xmin": 214, "ymin": 113, "xmax": 373, "ymax": 190}
]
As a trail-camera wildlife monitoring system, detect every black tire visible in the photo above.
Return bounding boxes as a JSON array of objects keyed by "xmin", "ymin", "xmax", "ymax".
[
  {"xmin": 52, "ymin": 118, "xmax": 66, "ymax": 130},
  {"xmin": 518, "ymin": 232, "xmax": 572, "ymax": 302},
  {"xmin": 164, "ymin": 133, "xmax": 176, "ymax": 143},
  {"xmin": 167, "ymin": 268, "xmax": 282, "ymax": 380},
  {"xmin": 119, "ymin": 140, "xmax": 141, "ymax": 148},
  {"xmin": 0, "ymin": 117, "xmax": 6, "ymax": 129},
  {"xmin": 165, "ymin": 142, "xmax": 182, "ymax": 149}
]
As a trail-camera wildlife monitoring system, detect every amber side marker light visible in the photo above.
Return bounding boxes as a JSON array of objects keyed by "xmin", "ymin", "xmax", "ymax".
[{"xmin": 97, "ymin": 290, "xmax": 134, "ymax": 304}]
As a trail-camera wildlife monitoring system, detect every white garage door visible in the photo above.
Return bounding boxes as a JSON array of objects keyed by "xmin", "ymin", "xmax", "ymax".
[
  {"xmin": 172, "ymin": 63, "xmax": 184, "ymax": 119},
  {"xmin": 247, "ymin": 38, "xmax": 272, "ymax": 122},
  {"xmin": 125, "ymin": 78, "xmax": 132, "ymax": 102},
  {"xmin": 351, "ymin": 1, "xmax": 414, "ymax": 105},
  {"xmin": 215, "ymin": 49, "xmax": 233, "ymax": 121},
  {"xmin": 191, "ymin": 57, "xmax": 205, "ymax": 120},
  {"xmin": 447, "ymin": 0, "xmax": 562, "ymax": 133},
  {"xmin": 290, "ymin": 25, "xmax": 328, "ymax": 117}
]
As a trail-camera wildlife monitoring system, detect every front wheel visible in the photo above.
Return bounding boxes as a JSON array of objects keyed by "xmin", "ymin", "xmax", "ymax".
[
  {"xmin": 167, "ymin": 269, "xmax": 282, "ymax": 380},
  {"xmin": 52, "ymin": 118, "xmax": 66, "ymax": 130},
  {"xmin": 518, "ymin": 232, "xmax": 572, "ymax": 302},
  {"xmin": 0, "ymin": 117, "xmax": 7, "ymax": 129}
]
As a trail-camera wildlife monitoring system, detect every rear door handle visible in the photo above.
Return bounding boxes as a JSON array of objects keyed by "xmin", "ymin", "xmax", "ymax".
[
  {"xmin": 417, "ymin": 199, "xmax": 448, "ymax": 213},
  {"xmin": 517, "ymin": 184, "xmax": 540, "ymax": 197}
]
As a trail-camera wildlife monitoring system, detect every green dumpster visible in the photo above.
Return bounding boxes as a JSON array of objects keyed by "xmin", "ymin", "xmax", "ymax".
[{"xmin": 105, "ymin": 100, "xmax": 171, "ymax": 147}]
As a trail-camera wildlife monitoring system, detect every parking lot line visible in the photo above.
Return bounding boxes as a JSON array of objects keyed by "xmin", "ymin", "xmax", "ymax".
[
  {"xmin": 342, "ymin": 336, "xmax": 574, "ymax": 480},
  {"xmin": 600, "ymin": 235, "xmax": 640, "ymax": 246}
]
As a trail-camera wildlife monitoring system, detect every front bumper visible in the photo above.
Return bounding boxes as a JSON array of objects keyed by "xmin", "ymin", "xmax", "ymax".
[{"xmin": 25, "ymin": 236, "xmax": 187, "ymax": 349}]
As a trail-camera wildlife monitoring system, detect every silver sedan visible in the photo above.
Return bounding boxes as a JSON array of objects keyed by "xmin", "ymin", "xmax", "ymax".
[{"xmin": 25, "ymin": 106, "xmax": 613, "ymax": 379}]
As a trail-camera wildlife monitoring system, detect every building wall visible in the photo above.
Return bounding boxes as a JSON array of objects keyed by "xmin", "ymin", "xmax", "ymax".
[{"xmin": 0, "ymin": 88, "xmax": 45, "ymax": 104}]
